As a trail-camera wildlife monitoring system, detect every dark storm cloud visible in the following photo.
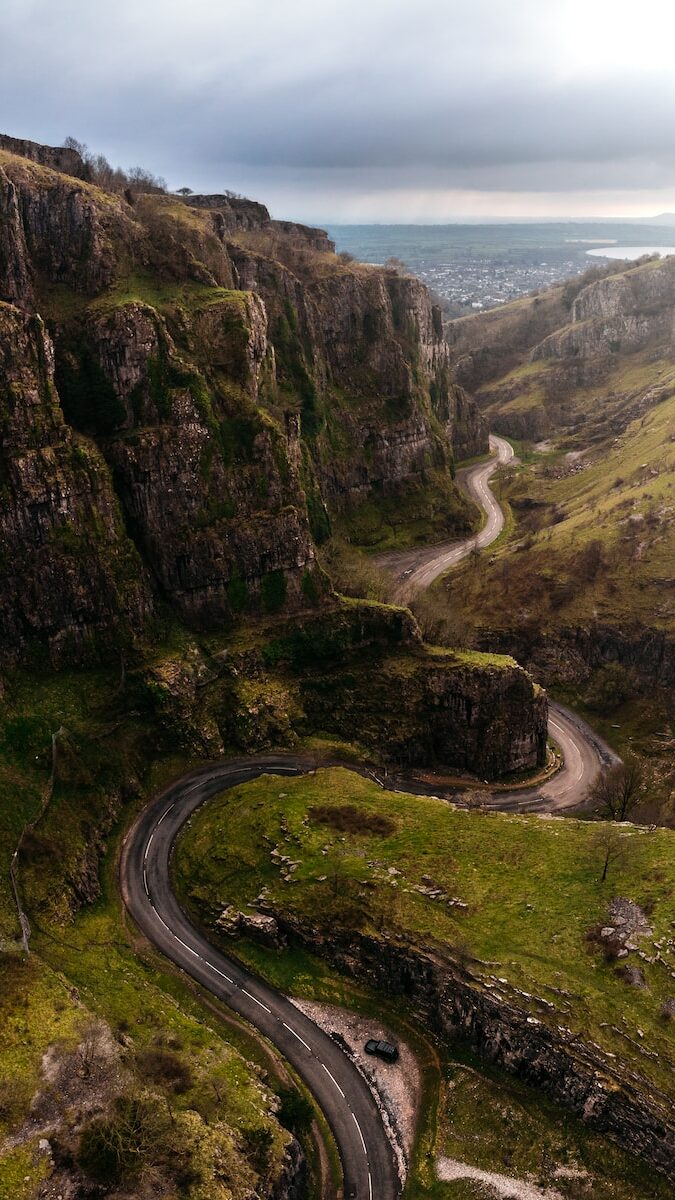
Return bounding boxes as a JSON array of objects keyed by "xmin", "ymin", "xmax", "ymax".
[{"xmin": 1, "ymin": 0, "xmax": 674, "ymax": 217}]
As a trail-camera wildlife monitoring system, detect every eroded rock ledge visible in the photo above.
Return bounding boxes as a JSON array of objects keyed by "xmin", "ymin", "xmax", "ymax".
[{"xmin": 267, "ymin": 920, "xmax": 675, "ymax": 1183}]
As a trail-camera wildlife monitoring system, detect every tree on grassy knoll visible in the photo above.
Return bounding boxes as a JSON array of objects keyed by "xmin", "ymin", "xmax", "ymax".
[{"xmin": 592, "ymin": 825, "xmax": 628, "ymax": 883}]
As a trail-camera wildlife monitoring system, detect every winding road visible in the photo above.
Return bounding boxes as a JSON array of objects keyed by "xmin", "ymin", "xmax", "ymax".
[
  {"xmin": 121, "ymin": 432, "xmax": 617, "ymax": 1200},
  {"xmin": 376, "ymin": 433, "xmax": 618, "ymax": 811},
  {"xmin": 377, "ymin": 434, "xmax": 514, "ymax": 605},
  {"xmin": 122, "ymin": 757, "xmax": 400, "ymax": 1200}
]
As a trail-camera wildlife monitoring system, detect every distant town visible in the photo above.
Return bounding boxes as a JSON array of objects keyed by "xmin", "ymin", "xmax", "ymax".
[
  {"xmin": 327, "ymin": 221, "xmax": 675, "ymax": 313},
  {"xmin": 412, "ymin": 255, "xmax": 584, "ymax": 310}
]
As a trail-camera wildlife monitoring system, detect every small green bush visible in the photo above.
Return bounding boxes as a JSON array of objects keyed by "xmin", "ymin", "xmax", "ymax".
[
  {"xmin": 301, "ymin": 568, "xmax": 321, "ymax": 606},
  {"xmin": 228, "ymin": 569, "xmax": 248, "ymax": 613},
  {"xmin": 261, "ymin": 569, "xmax": 288, "ymax": 613},
  {"xmin": 241, "ymin": 1125, "xmax": 273, "ymax": 1173},
  {"xmin": 275, "ymin": 1085, "xmax": 314, "ymax": 1136}
]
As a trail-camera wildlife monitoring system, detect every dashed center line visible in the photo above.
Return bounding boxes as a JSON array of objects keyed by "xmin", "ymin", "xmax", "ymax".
[
  {"xmin": 207, "ymin": 962, "xmax": 234, "ymax": 984},
  {"xmin": 321, "ymin": 1062, "xmax": 346, "ymax": 1098},
  {"xmin": 352, "ymin": 1111, "xmax": 367, "ymax": 1154},
  {"xmin": 241, "ymin": 988, "xmax": 272, "ymax": 1014},
  {"xmin": 282, "ymin": 1021, "xmax": 312, "ymax": 1052}
]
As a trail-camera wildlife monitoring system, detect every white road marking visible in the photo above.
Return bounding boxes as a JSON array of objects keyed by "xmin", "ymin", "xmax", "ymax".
[
  {"xmin": 143, "ymin": 868, "xmax": 149, "ymax": 896},
  {"xmin": 241, "ymin": 988, "xmax": 272, "ymax": 1014},
  {"xmin": 174, "ymin": 935, "xmax": 200, "ymax": 958},
  {"xmin": 368, "ymin": 1169, "xmax": 373, "ymax": 1200},
  {"xmin": 282, "ymin": 1021, "xmax": 312, "ymax": 1052},
  {"xmin": 150, "ymin": 904, "xmax": 171, "ymax": 934},
  {"xmin": 156, "ymin": 803, "xmax": 175, "ymax": 825},
  {"xmin": 321, "ymin": 1062, "xmax": 345, "ymax": 1098},
  {"xmin": 144, "ymin": 831, "xmax": 154, "ymax": 861},
  {"xmin": 352, "ymin": 1111, "xmax": 367, "ymax": 1154},
  {"xmin": 207, "ymin": 963, "xmax": 234, "ymax": 984}
]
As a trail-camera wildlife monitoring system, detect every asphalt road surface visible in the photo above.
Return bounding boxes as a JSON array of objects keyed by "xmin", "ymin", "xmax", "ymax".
[
  {"xmin": 121, "ymin": 757, "xmax": 401, "ymax": 1200},
  {"xmin": 120, "ymin": 731, "xmax": 616, "ymax": 1200},
  {"xmin": 375, "ymin": 434, "xmax": 618, "ymax": 811},
  {"xmin": 377, "ymin": 434, "xmax": 514, "ymax": 605},
  {"xmin": 121, "ymin": 432, "xmax": 618, "ymax": 1200}
]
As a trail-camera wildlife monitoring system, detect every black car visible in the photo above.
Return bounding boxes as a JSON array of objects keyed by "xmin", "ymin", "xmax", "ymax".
[{"xmin": 364, "ymin": 1038, "xmax": 399, "ymax": 1063}]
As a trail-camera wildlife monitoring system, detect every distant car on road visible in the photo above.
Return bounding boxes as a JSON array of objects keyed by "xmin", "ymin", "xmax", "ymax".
[{"xmin": 364, "ymin": 1038, "xmax": 399, "ymax": 1063}]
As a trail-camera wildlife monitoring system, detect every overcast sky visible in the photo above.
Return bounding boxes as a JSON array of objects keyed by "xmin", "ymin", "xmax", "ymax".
[{"xmin": 1, "ymin": 0, "xmax": 674, "ymax": 222}]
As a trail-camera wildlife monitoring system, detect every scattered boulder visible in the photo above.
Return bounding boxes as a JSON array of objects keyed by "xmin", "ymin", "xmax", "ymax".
[
  {"xmin": 595, "ymin": 898, "xmax": 653, "ymax": 960},
  {"xmin": 216, "ymin": 906, "xmax": 285, "ymax": 947},
  {"xmin": 615, "ymin": 965, "xmax": 647, "ymax": 989}
]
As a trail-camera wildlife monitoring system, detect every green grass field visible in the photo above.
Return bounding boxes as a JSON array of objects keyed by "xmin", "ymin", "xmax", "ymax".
[
  {"xmin": 175, "ymin": 767, "xmax": 675, "ymax": 1199},
  {"xmin": 440, "ymin": 386, "xmax": 675, "ymax": 632},
  {"xmin": 175, "ymin": 768, "xmax": 675, "ymax": 1097}
]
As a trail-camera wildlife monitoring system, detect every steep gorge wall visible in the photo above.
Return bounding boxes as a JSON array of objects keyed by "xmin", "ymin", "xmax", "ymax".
[
  {"xmin": 0, "ymin": 144, "xmax": 487, "ymax": 665},
  {"xmin": 533, "ymin": 257, "xmax": 675, "ymax": 363},
  {"xmin": 479, "ymin": 621, "xmax": 675, "ymax": 691},
  {"xmin": 447, "ymin": 256, "xmax": 675, "ymax": 442},
  {"xmin": 0, "ymin": 134, "xmax": 89, "ymax": 179},
  {"xmin": 0, "ymin": 302, "xmax": 152, "ymax": 665},
  {"xmin": 266, "ymin": 921, "xmax": 675, "ymax": 1183},
  {"xmin": 229, "ymin": 239, "xmax": 487, "ymax": 517}
]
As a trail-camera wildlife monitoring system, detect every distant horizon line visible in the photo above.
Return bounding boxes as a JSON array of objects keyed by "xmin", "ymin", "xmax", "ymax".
[{"xmin": 316, "ymin": 215, "xmax": 675, "ymax": 228}]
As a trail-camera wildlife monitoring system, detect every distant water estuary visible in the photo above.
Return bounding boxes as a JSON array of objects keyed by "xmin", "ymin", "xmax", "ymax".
[{"xmin": 586, "ymin": 245, "xmax": 675, "ymax": 260}]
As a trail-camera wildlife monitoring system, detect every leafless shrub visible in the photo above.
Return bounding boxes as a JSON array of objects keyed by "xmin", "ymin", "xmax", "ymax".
[
  {"xmin": 591, "ymin": 825, "xmax": 629, "ymax": 884},
  {"xmin": 63, "ymin": 135, "xmax": 167, "ymax": 195},
  {"xmin": 585, "ymin": 758, "xmax": 646, "ymax": 822}
]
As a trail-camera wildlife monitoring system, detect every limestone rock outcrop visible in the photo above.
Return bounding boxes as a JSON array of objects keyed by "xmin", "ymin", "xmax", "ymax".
[
  {"xmin": 0, "ymin": 302, "xmax": 152, "ymax": 665},
  {"xmin": 0, "ymin": 137, "xmax": 488, "ymax": 663}
]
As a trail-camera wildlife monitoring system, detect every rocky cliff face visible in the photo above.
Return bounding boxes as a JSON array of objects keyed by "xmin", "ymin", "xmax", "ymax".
[
  {"xmin": 0, "ymin": 140, "xmax": 538, "ymax": 786},
  {"xmin": 531, "ymin": 257, "xmax": 675, "ymax": 367},
  {"xmin": 447, "ymin": 256, "xmax": 675, "ymax": 443},
  {"xmin": 75, "ymin": 293, "xmax": 319, "ymax": 626},
  {"xmin": 297, "ymin": 644, "xmax": 548, "ymax": 776},
  {"xmin": 0, "ymin": 140, "xmax": 487, "ymax": 665},
  {"xmin": 0, "ymin": 302, "xmax": 151, "ymax": 665},
  {"xmin": 267, "ymin": 922, "xmax": 675, "ymax": 1184},
  {"xmin": 0, "ymin": 133, "xmax": 89, "ymax": 179},
  {"xmin": 480, "ymin": 621, "xmax": 675, "ymax": 691},
  {"xmin": 229, "ymin": 235, "xmax": 487, "ymax": 522}
]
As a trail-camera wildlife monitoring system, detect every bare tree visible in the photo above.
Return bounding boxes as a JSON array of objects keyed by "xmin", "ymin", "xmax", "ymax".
[
  {"xmin": 586, "ymin": 759, "xmax": 645, "ymax": 822},
  {"xmin": 77, "ymin": 1018, "xmax": 109, "ymax": 1079},
  {"xmin": 592, "ymin": 825, "xmax": 628, "ymax": 883},
  {"xmin": 64, "ymin": 135, "xmax": 88, "ymax": 156}
]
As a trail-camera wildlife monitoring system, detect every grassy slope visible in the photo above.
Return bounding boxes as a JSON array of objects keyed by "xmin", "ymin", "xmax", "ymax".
[
  {"xmin": 0, "ymin": 668, "xmax": 336, "ymax": 1199},
  {"xmin": 175, "ymin": 768, "xmax": 674, "ymax": 1200},
  {"xmin": 441, "ymin": 388, "xmax": 675, "ymax": 631},
  {"xmin": 175, "ymin": 769, "xmax": 675, "ymax": 1096}
]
